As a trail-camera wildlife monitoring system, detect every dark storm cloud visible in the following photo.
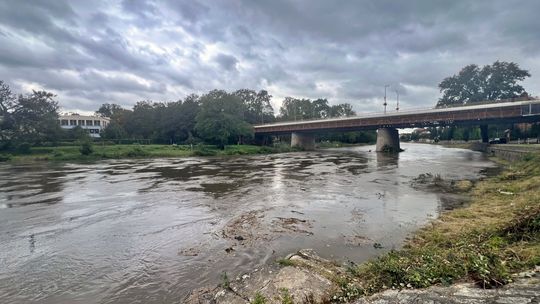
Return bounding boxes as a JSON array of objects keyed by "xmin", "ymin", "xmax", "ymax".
[
  {"xmin": 0, "ymin": 0, "xmax": 538, "ymax": 113},
  {"xmin": 214, "ymin": 53, "xmax": 238, "ymax": 71}
]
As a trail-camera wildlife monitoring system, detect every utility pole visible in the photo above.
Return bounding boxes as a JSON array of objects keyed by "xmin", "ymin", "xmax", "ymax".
[
  {"xmin": 383, "ymin": 85, "xmax": 389, "ymax": 114},
  {"xmin": 395, "ymin": 89, "xmax": 400, "ymax": 112}
]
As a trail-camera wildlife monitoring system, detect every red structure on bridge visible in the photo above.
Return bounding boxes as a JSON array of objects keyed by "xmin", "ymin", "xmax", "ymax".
[{"xmin": 254, "ymin": 99, "xmax": 540, "ymax": 151}]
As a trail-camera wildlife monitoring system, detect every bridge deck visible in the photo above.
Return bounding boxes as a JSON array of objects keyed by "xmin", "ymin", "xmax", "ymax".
[{"xmin": 254, "ymin": 99, "xmax": 540, "ymax": 134}]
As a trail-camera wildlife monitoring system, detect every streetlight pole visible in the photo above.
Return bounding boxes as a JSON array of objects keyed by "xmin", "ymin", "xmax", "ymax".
[
  {"xmin": 383, "ymin": 85, "xmax": 389, "ymax": 114},
  {"xmin": 395, "ymin": 89, "xmax": 400, "ymax": 112}
]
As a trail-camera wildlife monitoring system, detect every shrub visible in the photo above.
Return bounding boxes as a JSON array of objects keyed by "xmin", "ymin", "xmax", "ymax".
[
  {"xmin": 0, "ymin": 154, "xmax": 11, "ymax": 162},
  {"xmin": 79, "ymin": 141, "xmax": 94, "ymax": 155},
  {"xmin": 16, "ymin": 142, "xmax": 32, "ymax": 154},
  {"xmin": 126, "ymin": 146, "xmax": 149, "ymax": 157}
]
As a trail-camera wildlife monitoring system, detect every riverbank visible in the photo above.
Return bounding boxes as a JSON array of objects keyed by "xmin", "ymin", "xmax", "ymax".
[
  {"xmin": 187, "ymin": 151, "xmax": 540, "ymax": 303},
  {"xmin": 0, "ymin": 144, "xmax": 297, "ymax": 162}
]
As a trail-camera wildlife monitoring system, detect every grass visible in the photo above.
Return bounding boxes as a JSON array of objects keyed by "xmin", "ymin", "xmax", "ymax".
[
  {"xmin": 0, "ymin": 143, "xmax": 298, "ymax": 162},
  {"xmin": 221, "ymin": 271, "xmax": 230, "ymax": 289},
  {"xmin": 276, "ymin": 258, "xmax": 296, "ymax": 267},
  {"xmin": 328, "ymin": 152, "xmax": 540, "ymax": 302},
  {"xmin": 251, "ymin": 292, "xmax": 267, "ymax": 304},
  {"xmin": 279, "ymin": 288, "xmax": 294, "ymax": 304}
]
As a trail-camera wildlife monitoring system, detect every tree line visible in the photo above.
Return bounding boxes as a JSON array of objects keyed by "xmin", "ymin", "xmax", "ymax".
[
  {"xmin": 0, "ymin": 81, "xmax": 364, "ymax": 150},
  {"xmin": 96, "ymin": 89, "xmax": 360, "ymax": 147}
]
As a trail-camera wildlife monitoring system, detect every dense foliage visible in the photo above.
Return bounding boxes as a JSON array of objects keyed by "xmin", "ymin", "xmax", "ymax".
[
  {"xmin": 437, "ymin": 61, "xmax": 531, "ymax": 108},
  {"xmin": 0, "ymin": 81, "xmax": 63, "ymax": 150}
]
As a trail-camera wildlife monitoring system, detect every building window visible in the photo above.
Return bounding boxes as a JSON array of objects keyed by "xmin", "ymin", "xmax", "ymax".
[
  {"xmin": 70, "ymin": 120, "xmax": 77, "ymax": 126},
  {"xmin": 86, "ymin": 120, "xmax": 93, "ymax": 126},
  {"xmin": 94, "ymin": 120, "xmax": 101, "ymax": 126},
  {"xmin": 61, "ymin": 120, "xmax": 68, "ymax": 126},
  {"xmin": 78, "ymin": 120, "xmax": 85, "ymax": 126}
]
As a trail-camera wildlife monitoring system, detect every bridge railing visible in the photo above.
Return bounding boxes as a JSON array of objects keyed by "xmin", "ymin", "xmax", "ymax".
[{"xmin": 255, "ymin": 98, "xmax": 540, "ymax": 128}]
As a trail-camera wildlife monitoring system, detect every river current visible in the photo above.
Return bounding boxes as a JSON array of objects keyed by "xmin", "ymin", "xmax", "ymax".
[{"xmin": 0, "ymin": 143, "xmax": 494, "ymax": 303}]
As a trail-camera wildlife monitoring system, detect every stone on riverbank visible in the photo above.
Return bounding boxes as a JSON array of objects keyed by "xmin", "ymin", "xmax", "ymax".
[{"xmin": 354, "ymin": 267, "xmax": 540, "ymax": 304}]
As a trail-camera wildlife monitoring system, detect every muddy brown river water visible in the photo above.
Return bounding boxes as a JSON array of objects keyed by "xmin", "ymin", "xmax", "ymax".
[{"xmin": 0, "ymin": 143, "xmax": 495, "ymax": 303}]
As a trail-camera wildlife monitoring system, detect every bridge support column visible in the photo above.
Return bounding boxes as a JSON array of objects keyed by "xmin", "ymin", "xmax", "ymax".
[
  {"xmin": 480, "ymin": 125, "xmax": 489, "ymax": 143},
  {"xmin": 291, "ymin": 132, "xmax": 315, "ymax": 150},
  {"xmin": 376, "ymin": 128, "xmax": 401, "ymax": 152}
]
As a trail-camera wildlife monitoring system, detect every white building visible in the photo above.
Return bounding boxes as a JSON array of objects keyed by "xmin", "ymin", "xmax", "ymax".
[{"xmin": 58, "ymin": 114, "xmax": 110, "ymax": 138}]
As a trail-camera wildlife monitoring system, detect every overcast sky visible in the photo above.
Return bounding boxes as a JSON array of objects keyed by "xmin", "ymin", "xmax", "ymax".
[{"xmin": 0, "ymin": 0, "xmax": 539, "ymax": 114}]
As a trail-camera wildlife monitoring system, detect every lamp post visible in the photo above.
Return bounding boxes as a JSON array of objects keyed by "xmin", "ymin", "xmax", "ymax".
[
  {"xmin": 383, "ymin": 85, "xmax": 390, "ymax": 114},
  {"xmin": 395, "ymin": 89, "xmax": 400, "ymax": 112}
]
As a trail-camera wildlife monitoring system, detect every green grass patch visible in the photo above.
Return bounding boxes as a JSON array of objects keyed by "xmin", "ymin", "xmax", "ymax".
[
  {"xmin": 2, "ymin": 143, "xmax": 299, "ymax": 162},
  {"xmin": 276, "ymin": 258, "xmax": 296, "ymax": 267},
  {"xmin": 251, "ymin": 292, "xmax": 267, "ymax": 304}
]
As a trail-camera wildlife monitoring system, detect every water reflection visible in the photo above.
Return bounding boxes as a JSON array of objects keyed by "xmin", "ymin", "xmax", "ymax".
[{"xmin": 0, "ymin": 143, "xmax": 495, "ymax": 304}]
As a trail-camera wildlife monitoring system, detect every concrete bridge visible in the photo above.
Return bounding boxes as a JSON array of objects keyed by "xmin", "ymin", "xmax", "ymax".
[{"xmin": 254, "ymin": 99, "xmax": 540, "ymax": 151}]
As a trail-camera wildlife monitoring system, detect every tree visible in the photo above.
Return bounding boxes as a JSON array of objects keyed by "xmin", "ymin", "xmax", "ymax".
[
  {"xmin": 312, "ymin": 98, "xmax": 330, "ymax": 118},
  {"xmin": 11, "ymin": 90, "xmax": 61, "ymax": 146},
  {"xmin": 279, "ymin": 97, "xmax": 314, "ymax": 120},
  {"xmin": 96, "ymin": 103, "xmax": 125, "ymax": 118},
  {"xmin": 124, "ymin": 100, "xmax": 160, "ymax": 139},
  {"xmin": 157, "ymin": 95, "xmax": 200, "ymax": 143},
  {"xmin": 101, "ymin": 121, "xmax": 127, "ymax": 140},
  {"xmin": 195, "ymin": 90, "xmax": 252, "ymax": 149},
  {"xmin": 437, "ymin": 61, "xmax": 531, "ymax": 108},
  {"xmin": 233, "ymin": 89, "xmax": 274, "ymax": 124},
  {"xmin": 0, "ymin": 81, "xmax": 15, "ymax": 147},
  {"xmin": 329, "ymin": 103, "xmax": 356, "ymax": 117}
]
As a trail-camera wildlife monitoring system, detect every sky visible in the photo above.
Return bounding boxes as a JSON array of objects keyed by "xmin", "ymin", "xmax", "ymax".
[{"xmin": 0, "ymin": 0, "xmax": 539, "ymax": 115}]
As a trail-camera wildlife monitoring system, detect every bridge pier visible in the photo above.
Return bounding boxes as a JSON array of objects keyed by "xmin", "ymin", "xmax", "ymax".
[
  {"xmin": 291, "ymin": 132, "xmax": 315, "ymax": 150},
  {"xmin": 376, "ymin": 128, "xmax": 401, "ymax": 152},
  {"xmin": 480, "ymin": 125, "xmax": 489, "ymax": 143}
]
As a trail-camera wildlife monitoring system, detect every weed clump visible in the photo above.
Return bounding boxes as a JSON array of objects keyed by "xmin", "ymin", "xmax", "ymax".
[
  {"xmin": 277, "ymin": 258, "xmax": 295, "ymax": 267},
  {"xmin": 79, "ymin": 141, "xmax": 94, "ymax": 155},
  {"xmin": 279, "ymin": 288, "xmax": 294, "ymax": 304},
  {"xmin": 251, "ymin": 292, "xmax": 267, "ymax": 304}
]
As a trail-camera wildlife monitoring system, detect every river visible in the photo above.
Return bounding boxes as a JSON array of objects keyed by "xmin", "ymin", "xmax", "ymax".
[{"xmin": 0, "ymin": 143, "xmax": 494, "ymax": 303}]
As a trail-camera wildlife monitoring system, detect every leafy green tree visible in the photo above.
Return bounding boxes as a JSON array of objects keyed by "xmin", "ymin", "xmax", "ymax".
[
  {"xmin": 234, "ymin": 89, "xmax": 274, "ymax": 124},
  {"xmin": 195, "ymin": 90, "xmax": 252, "ymax": 149},
  {"xmin": 0, "ymin": 81, "xmax": 15, "ymax": 148},
  {"xmin": 96, "ymin": 103, "xmax": 131, "ymax": 136},
  {"xmin": 329, "ymin": 103, "xmax": 355, "ymax": 117},
  {"xmin": 157, "ymin": 94, "xmax": 200, "ymax": 143},
  {"xmin": 68, "ymin": 125, "xmax": 91, "ymax": 141},
  {"xmin": 437, "ymin": 61, "xmax": 531, "ymax": 108},
  {"xmin": 11, "ymin": 90, "xmax": 62, "ymax": 146},
  {"xmin": 124, "ymin": 100, "xmax": 160, "ymax": 139},
  {"xmin": 312, "ymin": 98, "xmax": 330, "ymax": 118},
  {"xmin": 101, "ymin": 121, "xmax": 127, "ymax": 139},
  {"xmin": 279, "ymin": 97, "xmax": 314, "ymax": 120},
  {"xmin": 279, "ymin": 97, "xmax": 355, "ymax": 121}
]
